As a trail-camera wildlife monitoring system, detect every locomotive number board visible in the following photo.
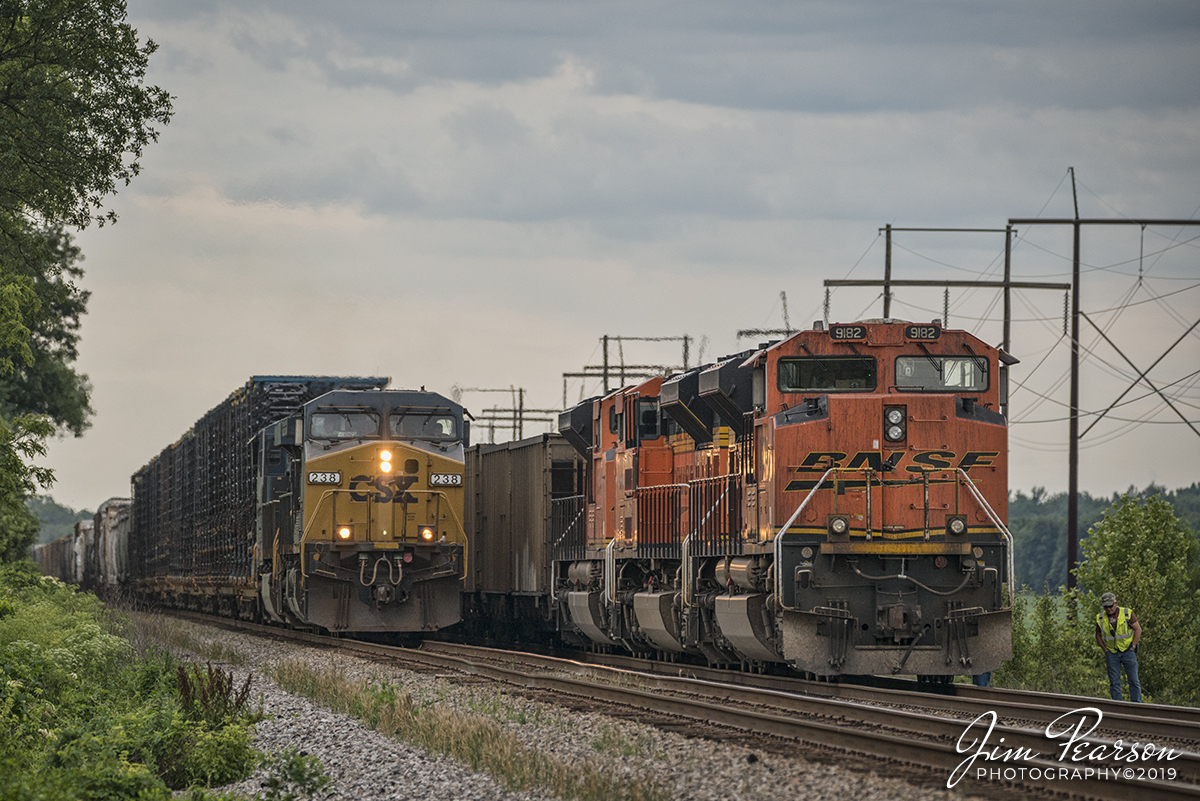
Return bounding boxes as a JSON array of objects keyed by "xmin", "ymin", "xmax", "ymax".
[
  {"xmin": 904, "ymin": 324, "xmax": 941, "ymax": 340},
  {"xmin": 829, "ymin": 324, "xmax": 867, "ymax": 341},
  {"xmin": 429, "ymin": 473, "xmax": 462, "ymax": 487},
  {"xmin": 308, "ymin": 471, "xmax": 341, "ymax": 485}
]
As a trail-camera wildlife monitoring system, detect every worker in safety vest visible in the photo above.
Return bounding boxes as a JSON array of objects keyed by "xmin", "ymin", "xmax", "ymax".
[{"xmin": 1094, "ymin": 591, "xmax": 1142, "ymax": 703}]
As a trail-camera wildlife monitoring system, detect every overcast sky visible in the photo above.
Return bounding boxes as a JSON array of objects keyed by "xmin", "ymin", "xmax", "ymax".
[{"xmin": 40, "ymin": 0, "xmax": 1200, "ymax": 510}]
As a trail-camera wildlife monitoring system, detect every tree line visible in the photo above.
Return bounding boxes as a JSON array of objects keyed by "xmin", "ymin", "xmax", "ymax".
[{"xmin": 1010, "ymin": 482, "xmax": 1200, "ymax": 593}]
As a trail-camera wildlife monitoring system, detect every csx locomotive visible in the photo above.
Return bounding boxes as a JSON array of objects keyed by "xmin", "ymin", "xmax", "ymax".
[
  {"xmin": 37, "ymin": 319, "xmax": 1013, "ymax": 678},
  {"xmin": 44, "ymin": 377, "xmax": 469, "ymax": 633}
]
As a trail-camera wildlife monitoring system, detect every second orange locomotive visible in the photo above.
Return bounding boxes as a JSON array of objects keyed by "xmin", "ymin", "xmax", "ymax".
[{"xmin": 554, "ymin": 318, "xmax": 1013, "ymax": 677}]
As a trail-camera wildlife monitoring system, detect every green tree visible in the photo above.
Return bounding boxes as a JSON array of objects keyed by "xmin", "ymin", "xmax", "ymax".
[
  {"xmin": 27, "ymin": 494, "xmax": 92, "ymax": 544},
  {"xmin": 0, "ymin": 223, "xmax": 92, "ymax": 435},
  {"xmin": 992, "ymin": 586, "xmax": 1104, "ymax": 697},
  {"xmin": 0, "ymin": 413, "xmax": 53, "ymax": 560},
  {"xmin": 0, "ymin": 0, "xmax": 173, "ymax": 237},
  {"xmin": 0, "ymin": 0, "xmax": 171, "ymax": 561},
  {"xmin": 1073, "ymin": 495, "xmax": 1200, "ymax": 705}
]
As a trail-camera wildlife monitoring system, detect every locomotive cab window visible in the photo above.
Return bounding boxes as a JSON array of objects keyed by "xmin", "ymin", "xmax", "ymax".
[
  {"xmin": 638, "ymin": 400, "xmax": 660, "ymax": 440},
  {"xmin": 895, "ymin": 356, "xmax": 988, "ymax": 392},
  {"xmin": 777, "ymin": 356, "xmax": 876, "ymax": 392},
  {"xmin": 390, "ymin": 412, "xmax": 458, "ymax": 441},
  {"xmin": 310, "ymin": 410, "xmax": 380, "ymax": 439}
]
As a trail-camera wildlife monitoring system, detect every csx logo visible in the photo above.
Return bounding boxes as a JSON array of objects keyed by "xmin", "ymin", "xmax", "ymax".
[
  {"xmin": 785, "ymin": 450, "xmax": 998, "ymax": 492},
  {"xmin": 348, "ymin": 475, "xmax": 418, "ymax": 503}
]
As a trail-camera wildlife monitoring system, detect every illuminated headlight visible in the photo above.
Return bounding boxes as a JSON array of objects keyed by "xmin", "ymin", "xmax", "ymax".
[
  {"xmin": 380, "ymin": 461, "xmax": 393, "ymax": 473},
  {"xmin": 337, "ymin": 526, "xmax": 353, "ymax": 540},
  {"xmin": 828, "ymin": 516, "xmax": 849, "ymax": 536},
  {"xmin": 946, "ymin": 516, "xmax": 967, "ymax": 536},
  {"xmin": 420, "ymin": 526, "xmax": 435, "ymax": 541},
  {"xmin": 380, "ymin": 450, "xmax": 392, "ymax": 461}
]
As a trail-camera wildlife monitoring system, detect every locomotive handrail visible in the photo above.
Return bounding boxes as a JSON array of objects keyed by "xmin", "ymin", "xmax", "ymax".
[
  {"xmin": 772, "ymin": 467, "xmax": 836, "ymax": 606},
  {"xmin": 605, "ymin": 537, "xmax": 617, "ymax": 603},
  {"xmin": 688, "ymin": 474, "xmax": 739, "ymax": 554},
  {"xmin": 769, "ymin": 466, "xmax": 1014, "ymax": 610},
  {"xmin": 952, "ymin": 467, "xmax": 1015, "ymax": 608},
  {"xmin": 548, "ymin": 494, "xmax": 586, "ymax": 552},
  {"xmin": 681, "ymin": 533, "xmax": 694, "ymax": 609}
]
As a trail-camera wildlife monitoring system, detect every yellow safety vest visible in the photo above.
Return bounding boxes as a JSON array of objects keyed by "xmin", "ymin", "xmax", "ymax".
[{"xmin": 1096, "ymin": 607, "xmax": 1135, "ymax": 652}]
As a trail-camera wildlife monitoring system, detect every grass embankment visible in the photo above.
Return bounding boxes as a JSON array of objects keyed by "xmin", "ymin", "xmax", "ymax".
[
  {"xmin": 0, "ymin": 562, "xmax": 324, "ymax": 801},
  {"xmin": 265, "ymin": 657, "xmax": 668, "ymax": 801}
]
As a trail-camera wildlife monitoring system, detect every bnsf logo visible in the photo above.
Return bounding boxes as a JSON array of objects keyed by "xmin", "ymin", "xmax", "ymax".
[
  {"xmin": 785, "ymin": 450, "xmax": 998, "ymax": 491},
  {"xmin": 346, "ymin": 475, "xmax": 418, "ymax": 503}
]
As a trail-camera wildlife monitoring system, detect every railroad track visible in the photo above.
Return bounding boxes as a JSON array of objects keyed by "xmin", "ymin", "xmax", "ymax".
[
  {"xmin": 542, "ymin": 644, "xmax": 1200, "ymax": 743},
  {"xmin": 175, "ymin": 614, "xmax": 1200, "ymax": 800}
]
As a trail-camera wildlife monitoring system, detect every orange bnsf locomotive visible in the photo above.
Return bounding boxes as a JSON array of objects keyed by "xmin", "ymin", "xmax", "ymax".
[{"xmin": 552, "ymin": 319, "xmax": 1013, "ymax": 677}]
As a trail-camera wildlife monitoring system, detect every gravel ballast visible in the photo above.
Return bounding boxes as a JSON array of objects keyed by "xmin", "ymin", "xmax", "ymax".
[{"xmin": 169, "ymin": 620, "xmax": 979, "ymax": 801}]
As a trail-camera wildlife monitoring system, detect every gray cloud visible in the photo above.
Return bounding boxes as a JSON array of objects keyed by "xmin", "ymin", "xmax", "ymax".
[{"xmin": 37, "ymin": 0, "xmax": 1200, "ymax": 510}]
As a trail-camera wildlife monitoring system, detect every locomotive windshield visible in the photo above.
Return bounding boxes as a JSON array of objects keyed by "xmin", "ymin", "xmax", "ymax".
[
  {"xmin": 895, "ymin": 355, "xmax": 988, "ymax": 391},
  {"xmin": 778, "ymin": 356, "xmax": 876, "ymax": 392},
  {"xmin": 310, "ymin": 409, "xmax": 380, "ymax": 439},
  {"xmin": 390, "ymin": 412, "xmax": 458, "ymax": 441}
]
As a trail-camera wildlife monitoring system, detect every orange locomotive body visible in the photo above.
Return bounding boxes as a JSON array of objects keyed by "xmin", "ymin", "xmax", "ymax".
[{"xmin": 556, "ymin": 319, "xmax": 1013, "ymax": 677}]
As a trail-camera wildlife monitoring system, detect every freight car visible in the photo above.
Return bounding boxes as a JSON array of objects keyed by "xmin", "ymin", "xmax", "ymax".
[
  {"xmin": 126, "ymin": 376, "xmax": 468, "ymax": 633},
  {"xmin": 461, "ymin": 435, "xmax": 586, "ymax": 642},
  {"xmin": 547, "ymin": 319, "xmax": 1014, "ymax": 677}
]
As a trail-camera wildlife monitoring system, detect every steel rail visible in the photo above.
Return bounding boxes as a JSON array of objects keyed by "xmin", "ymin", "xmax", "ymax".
[
  {"xmin": 172, "ymin": 614, "xmax": 1200, "ymax": 800},
  {"xmin": 539, "ymin": 643, "xmax": 1200, "ymax": 741},
  {"xmin": 418, "ymin": 641, "xmax": 1200, "ymax": 784},
  {"xmin": 326, "ymin": 635, "xmax": 1200, "ymax": 800}
]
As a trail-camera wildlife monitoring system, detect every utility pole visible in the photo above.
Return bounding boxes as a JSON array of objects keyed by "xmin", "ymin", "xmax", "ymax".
[
  {"xmin": 453, "ymin": 386, "xmax": 557, "ymax": 443},
  {"xmin": 884, "ymin": 224, "xmax": 893, "ymax": 318},
  {"xmin": 1008, "ymin": 211, "xmax": 1200, "ymax": 589},
  {"xmin": 572, "ymin": 335, "xmax": 692, "ymax": 395},
  {"xmin": 824, "ymin": 226, "xmax": 1070, "ymax": 418}
]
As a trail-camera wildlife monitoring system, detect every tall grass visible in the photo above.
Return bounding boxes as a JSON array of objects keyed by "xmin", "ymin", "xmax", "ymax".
[{"xmin": 267, "ymin": 658, "xmax": 667, "ymax": 801}]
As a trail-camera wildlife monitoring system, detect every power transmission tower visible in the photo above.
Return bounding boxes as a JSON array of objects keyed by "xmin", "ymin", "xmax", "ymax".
[
  {"xmin": 737, "ymin": 291, "xmax": 796, "ymax": 342},
  {"xmin": 1010, "ymin": 206, "xmax": 1200, "ymax": 589},
  {"xmin": 562, "ymin": 335, "xmax": 692, "ymax": 401},
  {"xmin": 451, "ymin": 386, "xmax": 559, "ymax": 443}
]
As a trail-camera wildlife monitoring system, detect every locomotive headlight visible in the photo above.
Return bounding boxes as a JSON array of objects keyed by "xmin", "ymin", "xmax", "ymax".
[
  {"xmin": 337, "ymin": 525, "xmax": 353, "ymax": 540},
  {"xmin": 380, "ymin": 460, "xmax": 393, "ymax": 473},
  {"xmin": 886, "ymin": 425, "xmax": 904, "ymax": 441},
  {"xmin": 828, "ymin": 515, "xmax": 849, "ymax": 537},
  {"xmin": 885, "ymin": 408, "xmax": 905, "ymax": 425},
  {"xmin": 946, "ymin": 516, "xmax": 967, "ymax": 536},
  {"xmin": 420, "ymin": 526, "xmax": 435, "ymax": 541},
  {"xmin": 380, "ymin": 450, "xmax": 392, "ymax": 461},
  {"xmin": 883, "ymin": 406, "xmax": 907, "ymax": 442}
]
